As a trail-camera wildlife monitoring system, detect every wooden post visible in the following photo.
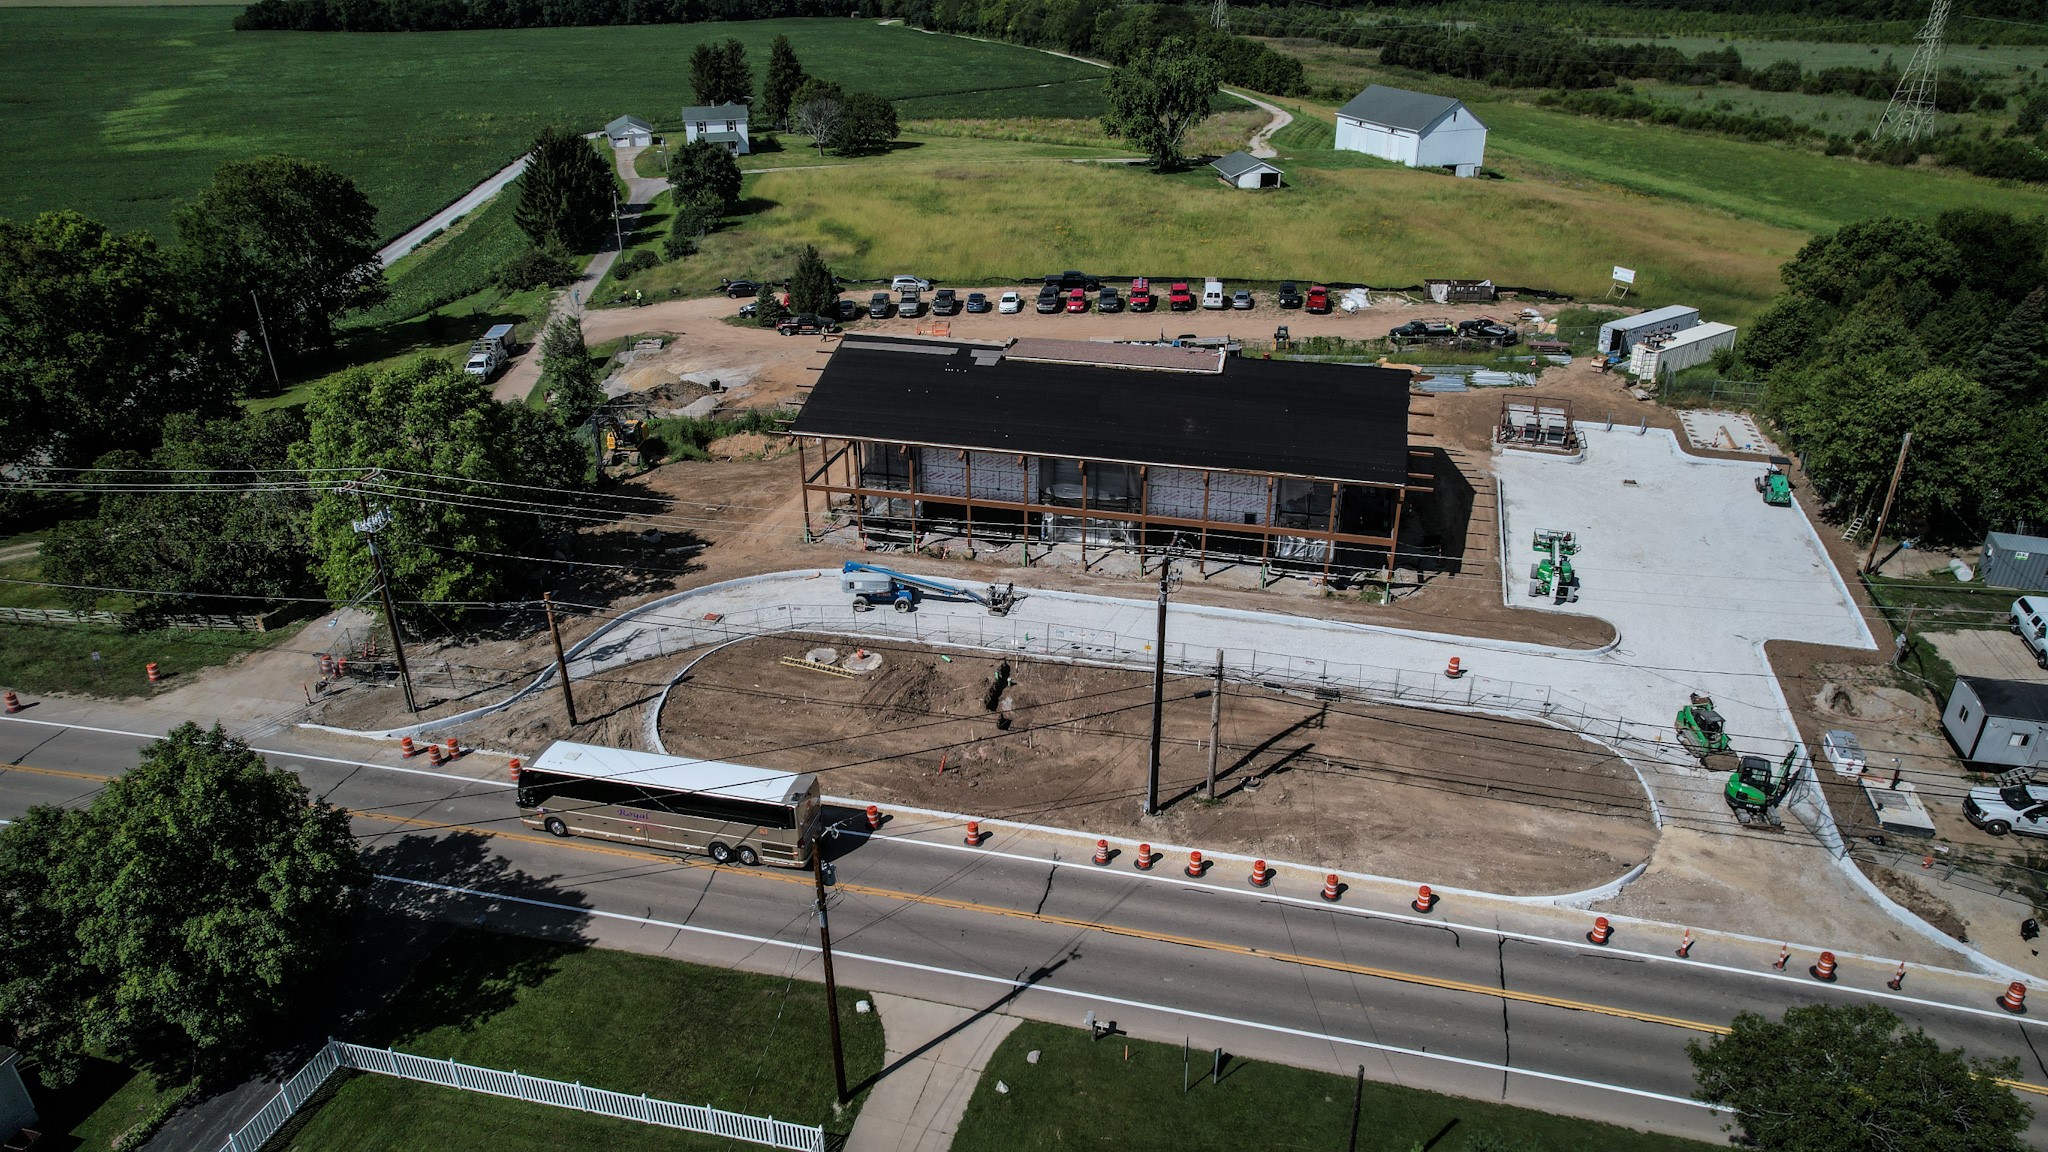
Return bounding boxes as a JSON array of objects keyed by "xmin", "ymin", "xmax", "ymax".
[
  {"xmin": 543, "ymin": 593, "xmax": 577, "ymax": 727},
  {"xmin": 1198, "ymin": 470, "xmax": 1212, "ymax": 576},
  {"xmin": 1323, "ymin": 481, "xmax": 1342, "ymax": 583},
  {"xmin": 963, "ymin": 450, "xmax": 975, "ymax": 552},
  {"xmin": 811, "ymin": 847, "xmax": 850, "ymax": 1104},
  {"xmin": 1138, "ymin": 464, "xmax": 1150, "ymax": 568},
  {"xmin": 906, "ymin": 445, "xmax": 919, "ymax": 547},
  {"xmin": 1260, "ymin": 475, "xmax": 1276, "ymax": 567},
  {"xmin": 1079, "ymin": 460, "xmax": 1090, "ymax": 572},
  {"xmin": 851, "ymin": 442, "xmax": 868, "ymax": 546},
  {"xmin": 797, "ymin": 436, "xmax": 814, "ymax": 541},
  {"xmin": 1206, "ymin": 650, "xmax": 1224, "ymax": 797},
  {"xmin": 1384, "ymin": 489, "xmax": 1406, "ymax": 584},
  {"xmin": 1862, "ymin": 431, "xmax": 1913, "ymax": 574}
]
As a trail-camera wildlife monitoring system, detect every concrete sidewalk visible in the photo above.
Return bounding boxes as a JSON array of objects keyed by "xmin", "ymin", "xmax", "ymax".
[{"xmin": 846, "ymin": 995, "xmax": 1019, "ymax": 1152}]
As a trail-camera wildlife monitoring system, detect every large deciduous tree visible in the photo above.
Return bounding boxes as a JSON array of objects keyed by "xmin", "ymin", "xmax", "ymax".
[
  {"xmin": 293, "ymin": 358, "xmax": 587, "ymax": 615},
  {"xmin": 789, "ymin": 77, "xmax": 846, "ymax": 156},
  {"xmin": 0, "ymin": 211, "xmax": 245, "ymax": 475},
  {"xmin": 1101, "ymin": 37, "xmax": 1220, "ymax": 170},
  {"xmin": 831, "ymin": 92, "xmax": 899, "ymax": 156},
  {"xmin": 514, "ymin": 126, "xmax": 616, "ymax": 254},
  {"xmin": 43, "ymin": 409, "xmax": 316, "ymax": 612},
  {"xmin": 1689, "ymin": 1003, "xmax": 2030, "ymax": 1152},
  {"xmin": 174, "ymin": 155, "xmax": 387, "ymax": 358},
  {"xmin": 0, "ymin": 725, "xmax": 366, "ymax": 1085},
  {"xmin": 667, "ymin": 139, "xmax": 743, "ymax": 213},
  {"xmin": 763, "ymin": 34, "xmax": 806, "ymax": 130},
  {"xmin": 688, "ymin": 37, "xmax": 751, "ymax": 107}
]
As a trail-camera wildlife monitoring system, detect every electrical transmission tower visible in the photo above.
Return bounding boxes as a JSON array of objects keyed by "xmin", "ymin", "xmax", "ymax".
[
  {"xmin": 1210, "ymin": 0, "xmax": 1228, "ymax": 30},
  {"xmin": 1874, "ymin": 0, "xmax": 1951, "ymax": 143}
]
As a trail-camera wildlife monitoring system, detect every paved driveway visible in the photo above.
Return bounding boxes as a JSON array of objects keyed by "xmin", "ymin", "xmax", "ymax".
[{"xmin": 1924, "ymin": 627, "xmax": 2048, "ymax": 684}]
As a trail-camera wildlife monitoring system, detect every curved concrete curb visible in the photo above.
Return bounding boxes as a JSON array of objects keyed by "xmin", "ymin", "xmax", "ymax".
[{"xmin": 642, "ymin": 633, "xmax": 773, "ymax": 754}]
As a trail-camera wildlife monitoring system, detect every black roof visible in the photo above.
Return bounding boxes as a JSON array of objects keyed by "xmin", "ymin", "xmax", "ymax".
[
  {"xmin": 1960, "ymin": 677, "xmax": 2048, "ymax": 723},
  {"xmin": 791, "ymin": 338, "xmax": 1414, "ymax": 486}
]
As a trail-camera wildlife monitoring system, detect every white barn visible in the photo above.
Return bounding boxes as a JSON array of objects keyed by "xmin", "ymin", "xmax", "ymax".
[
  {"xmin": 1334, "ymin": 85, "xmax": 1487, "ymax": 177},
  {"xmin": 681, "ymin": 102, "xmax": 750, "ymax": 155}
]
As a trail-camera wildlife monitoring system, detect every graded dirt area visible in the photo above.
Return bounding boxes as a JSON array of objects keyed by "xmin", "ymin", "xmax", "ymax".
[{"xmin": 655, "ymin": 634, "xmax": 1658, "ymax": 895}]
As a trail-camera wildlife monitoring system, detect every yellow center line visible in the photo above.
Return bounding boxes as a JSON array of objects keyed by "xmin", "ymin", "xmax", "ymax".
[{"xmin": 3, "ymin": 762, "xmax": 115, "ymax": 783}]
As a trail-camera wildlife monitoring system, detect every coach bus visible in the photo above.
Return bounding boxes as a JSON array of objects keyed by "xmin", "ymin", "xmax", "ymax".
[{"xmin": 515, "ymin": 741, "xmax": 821, "ymax": 867}]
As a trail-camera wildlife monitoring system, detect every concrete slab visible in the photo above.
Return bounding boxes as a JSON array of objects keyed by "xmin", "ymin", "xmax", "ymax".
[
  {"xmin": 1675, "ymin": 409, "xmax": 1776, "ymax": 455},
  {"xmin": 1922, "ymin": 628, "xmax": 2048, "ymax": 685},
  {"xmin": 846, "ymin": 995, "xmax": 1020, "ymax": 1152}
]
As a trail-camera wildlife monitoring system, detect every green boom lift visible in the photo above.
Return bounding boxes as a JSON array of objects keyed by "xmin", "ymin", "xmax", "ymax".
[
  {"xmin": 1675, "ymin": 693, "xmax": 1731, "ymax": 762},
  {"xmin": 1725, "ymin": 749, "xmax": 1799, "ymax": 826},
  {"xmin": 1528, "ymin": 529, "xmax": 1579, "ymax": 603}
]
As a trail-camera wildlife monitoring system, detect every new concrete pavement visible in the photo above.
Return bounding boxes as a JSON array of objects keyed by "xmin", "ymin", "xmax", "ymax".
[{"xmin": 9, "ymin": 706, "xmax": 2048, "ymax": 1146}]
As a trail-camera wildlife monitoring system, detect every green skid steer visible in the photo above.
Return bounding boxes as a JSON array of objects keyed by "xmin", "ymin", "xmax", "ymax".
[
  {"xmin": 1528, "ymin": 529, "xmax": 1580, "ymax": 603},
  {"xmin": 1675, "ymin": 693, "xmax": 1731, "ymax": 762},
  {"xmin": 1725, "ymin": 749, "xmax": 1799, "ymax": 826},
  {"xmin": 1756, "ymin": 466, "xmax": 1791, "ymax": 507}
]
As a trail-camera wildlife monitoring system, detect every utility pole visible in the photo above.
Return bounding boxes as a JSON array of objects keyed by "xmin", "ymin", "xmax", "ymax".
[
  {"xmin": 1205, "ymin": 650, "xmax": 1223, "ymax": 798},
  {"xmin": 1893, "ymin": 605, "xmax": 1919, "ymax": 665},
  {"xmin": 356, "ymin": 512, "xmax": 417, "ymax": 714},
  {"xmin": 543, "ymin": 593, "xmax": 578, "ymax": 726},
  {"xmin": 810, "ymin": 845, "xmax": 850, "ymax": 1105},
  {"xmin": 1862, "ymin": 431, "xmax": 1913, "ymax": 574},
  {"xmin": 249, "ymin": 290, "xmax": 281, "ymax": 389},
  {"xmin": 1346, "ymin": 1066, "xmax": 1364, "ymax": 1151},
  {"xmin": 1144, "ymin": 556, "xmax": 1174, "ymax": 816},
  {"xmin": 612, "ymin": 191, "xmax": 625, "ymax": 254}
]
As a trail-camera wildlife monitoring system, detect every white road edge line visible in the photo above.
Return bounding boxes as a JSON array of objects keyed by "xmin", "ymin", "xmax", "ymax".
[
  {"xmin": 0, "ymin": 715, "xmax": 512, "ymax": 789},
  {"xmin": 374, "ymin": 873, "xmax": 1723, "ymax": 1114}
]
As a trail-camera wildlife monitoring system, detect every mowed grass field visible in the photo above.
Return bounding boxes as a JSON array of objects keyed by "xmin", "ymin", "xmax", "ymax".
[{"xmin": 0, "ymin": 9, "xmax": 1104, "ymax": 239}]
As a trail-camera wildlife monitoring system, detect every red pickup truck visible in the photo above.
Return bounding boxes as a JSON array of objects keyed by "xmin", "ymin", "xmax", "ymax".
[
  {"xmin": 1304, "ymin": 284, "xmax": 1331, "ymax": 314},
  {"xmin": 1168, "ymin": 281, "xmax": 1194, "ymax": 311}
]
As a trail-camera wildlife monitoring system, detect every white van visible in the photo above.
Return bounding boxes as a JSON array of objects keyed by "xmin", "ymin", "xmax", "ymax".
[
  {"xmin": 1201, "ymin": 279, "xmax": 1225, "ymax": 310},
  {"xmin": 2014, "ymin": 598, "xmax": 2048, "ymax": 668}
]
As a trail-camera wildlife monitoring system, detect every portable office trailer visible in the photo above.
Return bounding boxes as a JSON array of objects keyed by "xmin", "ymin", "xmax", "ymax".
[
  {"xmin": 1596, "ymin": 305, "xmax": 1699, "ymax": 355},
  {"xmin": 1631, "ymin": 321, "xmax": 1736, "ymax": 380},
  {"xmin": 1942, "ymin": 676, "xmax": 2048, "ymax": 769},
  {"xmin": 1981, "ymin": 531, "xmax": 2048, "ymax": 591}
]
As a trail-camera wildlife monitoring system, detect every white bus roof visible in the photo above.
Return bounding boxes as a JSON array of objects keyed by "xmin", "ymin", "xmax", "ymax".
[{"xmin": 529, "ymin": 741, "xmax": 815, "ymax": 805}]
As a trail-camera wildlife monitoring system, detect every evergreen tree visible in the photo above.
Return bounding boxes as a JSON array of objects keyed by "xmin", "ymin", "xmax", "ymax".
[
  {"xmin": 1975, "ymin": 287, "xmax": 2048, "ymax": 399},
  {"xmin": 789, "ymin": 244, "xmax": 836, "ymax": 316},
  {"xmin": 763, "ymin": 35, "xmax": 806, "ymax": 130},
  {"xmin": 689, "ymin": 37, "xmax": 752, "ymax": 106},
  {"xmin": 755, "ymin": 279, "xmax": 783, "ymax": 328},
  {"xmin": 514, "ymin": 126, "xmax": 615, "ymax": 253},
  {"xmin": 539, "ymin": 314, "xmax": 603, "ymax": 426}
]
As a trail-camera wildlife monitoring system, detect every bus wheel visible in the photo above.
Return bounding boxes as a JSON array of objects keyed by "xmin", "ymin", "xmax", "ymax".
[
  {"xmin": 543, "ymin": 817, "xmax": 568, "ymax": 837},
  {"xmin": 737, "ymin": 846, "xmax": 760, "ymax": 867},
  {"xmin": 708, "ymin": 842, "xmax": 734, "ymax": 864}
]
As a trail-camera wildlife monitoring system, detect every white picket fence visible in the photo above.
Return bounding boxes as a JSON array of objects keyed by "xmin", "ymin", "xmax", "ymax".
[{"xmin": 214, "ymin": 1039, "xmax": 824, "ymax": 1152}]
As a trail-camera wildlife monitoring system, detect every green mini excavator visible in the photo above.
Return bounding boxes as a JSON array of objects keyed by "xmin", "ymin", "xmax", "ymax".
[
  {"xmin": 1675, "ymin": 693, "xmax": 1731, "ymax": 762},
  {"xmin": 1725, "ymin": 749, "xmax": 1799, "ymax": 826}
]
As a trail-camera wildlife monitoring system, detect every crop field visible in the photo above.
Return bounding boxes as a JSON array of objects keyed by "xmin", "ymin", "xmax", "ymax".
[
  {"xmin": 0, "ymin": 9, "xmax": 1104, "ymax": 240},
  {"xmin": 1601, "ymin": 36, "xmax": 2048, "ymax": 79}
]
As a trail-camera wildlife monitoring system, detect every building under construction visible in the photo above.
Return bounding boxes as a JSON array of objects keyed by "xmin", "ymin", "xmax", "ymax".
[{"xmin": 790, "ymin": 336, "xmax": 1430, "ymax": 579}]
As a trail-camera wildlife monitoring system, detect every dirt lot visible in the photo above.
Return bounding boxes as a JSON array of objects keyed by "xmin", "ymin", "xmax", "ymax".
[{"xmin": 651, "ymin": 633, "xmax": 1657, "ymax": 895}]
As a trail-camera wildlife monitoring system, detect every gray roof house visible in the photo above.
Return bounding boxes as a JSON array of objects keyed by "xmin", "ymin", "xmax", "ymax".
[
  {"xmin": 1210, "ymin": 150, "xmax": 1283, "ymax": 189},
  {"xmin": 1334, "ymin": 84, "xmax": 1487, "ymax": 177},
  {"xmin": 681, "ymin": 102, "xmax": 750, "ymax": 155},
  {"xmin": 604, "ymin": 115, "xmax": 654, "ymax": 148}
]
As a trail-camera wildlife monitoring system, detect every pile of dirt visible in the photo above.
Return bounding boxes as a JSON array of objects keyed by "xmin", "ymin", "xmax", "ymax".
[
  {"xmin": 658, "ymin": 634, "xmax": 1659, "ymax": 894},
  {"xmin": 1868, "ymin": 864, "xmax": 1970, "ymax": 941},
  {"xmin": 1813, "ymin": 681, "xmax": 1930, "ymax": 724},
  {"xmin": 704, "ymin": 431, "xmax": 790, "ymax": 459}
]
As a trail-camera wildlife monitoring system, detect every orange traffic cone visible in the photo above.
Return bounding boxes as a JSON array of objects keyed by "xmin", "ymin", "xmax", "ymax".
[
  {"xmin": 427, "ymin": 743, "xmax": 445, "ymax": 766},
  {"xmin": 1094, "ymin": 839, "xmax": 1111, "ymax": 866},
  {"xmin": 400, "ymin": 736, "xmax": 417, "ymax": 758},
  {"xmin": 1773, "ymin": 944, "xmax": 1790, "ymax": 971},
  {"xmin": 965, "ymin": 820, "xmax": 981, "ymax": 846},
  {"xmin": 508, "ymin": 758, "xmax": 521, "ymax": 779},
  {"xmin": 1134, "ymin": 843, "xmax": 1154, "ymax": 871},
  {"xmin": 1248, "ymin": 859, "xmax": 1271, "ymax": 888},
  {"xmin": 1676, "ymin": 929, "xmax": 1694, "ymax": 959},
  {"xmin": 146, "ymin": 662, "xmax": 161, "ymax": 683},
  {"xmin": 1810, "ymin": 951, "xmax": 1838, "ymax": 982},
  {"xmin": 444, "ymin": 737, "xmax": 461, "ymax": 759},
  {"xmin": 3, "ymin": 690, "xmax": 20, "ymax": 714},
  {"xmin": 866, "ymin": 805, "xmax": 881, "ymax": 831},
  {"xmin": 1587, "ymin": 916, "xmax": 1613, "ymax": 946},
  {"xmin": 1888, "ymin": 962, "xmax": 1906, "ymax": 991},
  {"xmin": 1185, "ymin": 850, "xmax": 1207, "ymax": 878},
  {"xmin": 2001, "ymin": 982, "xmax": 2028, "ymax": 1013},
  {"xmin": 1321, "ymin": 874, "xmax": 1342, "ymax": 902},
  {"xmin": 1444, "ymin": 656, "xmax": 1464, "ymax": 679},
  {"xmin": 1412, "ymin": 885, "xmax": 1434, "ymax": 913}
]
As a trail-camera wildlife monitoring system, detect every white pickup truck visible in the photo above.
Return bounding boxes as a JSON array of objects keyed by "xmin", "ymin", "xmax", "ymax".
[
  {"xmin": 464, "ymin": 324, "xmax": 516, "ymax": 380},
  {"xmin": 2014, "ymin": 597, "xmax": 2048, "ymax": 668}
]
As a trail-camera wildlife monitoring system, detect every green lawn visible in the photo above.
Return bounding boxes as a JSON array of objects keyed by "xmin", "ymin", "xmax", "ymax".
[
  {"xmin": 27, "ymin": 1057, "xmax": 187, "ymax": 1152},
  {"xmin": 0, "ymin": 620, "xmax": 300, "ymax": 697},
  {"xmin": 953, "ymin": 1021, "xmax": 1718, "ymax": 1152},
  {"xmin": 275, "ymin": 930, "xmax": 884, "ymax": 1151},
  {"xmin": 0, "ymin": 11, "xmax": 1107, "ymax": 241}
]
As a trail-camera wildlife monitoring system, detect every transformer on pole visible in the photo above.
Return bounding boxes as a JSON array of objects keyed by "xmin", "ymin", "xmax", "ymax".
[{"xmin": 1875, "ymin": 0, "xmax": 1950, "ymax": 144}]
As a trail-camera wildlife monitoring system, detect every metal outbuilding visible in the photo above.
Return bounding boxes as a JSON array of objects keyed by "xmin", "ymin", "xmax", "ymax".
[
  {"xmin": 604, "ymin": 114, "xmax": 653, "ymax": 148},
  {"xmin": 1981, "ymin": 531, "xmax": 2048, "ymax": 591},
  {"xmin": 1942, "ymin": 676, "xmax": 2048, "ymax": 769},
  {"xmin": 1334, "ymin": 85, "xmax": 1487, "ymax": 177},
  {"xmin": 1630, "ymin": 321, "xmax": 1737, "ymax": 380},
  {"xmin": 1210, "ymin": 151, "xmax": 1283, "ymax": 189},
  {"xmin": 1596, "ymin": 305, "xmax": 1698, "ymax": 355}
]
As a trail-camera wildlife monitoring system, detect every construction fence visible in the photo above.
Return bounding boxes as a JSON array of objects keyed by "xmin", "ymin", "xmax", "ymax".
[{"xmin": 214, "ymin": 1039, "xmax": 824, "ymax": 1152}]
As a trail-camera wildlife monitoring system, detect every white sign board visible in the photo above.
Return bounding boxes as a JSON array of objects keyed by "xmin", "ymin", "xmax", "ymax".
[{"xmin": 1611, "ymin": 266, "xmax": 1637, "ymax": 285}]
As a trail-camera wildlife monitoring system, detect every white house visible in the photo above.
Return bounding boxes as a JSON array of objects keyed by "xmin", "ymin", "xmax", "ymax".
[
  {"xmin": 604, "ymin": 114, "xmax": 653, "ymax": 148},
  {"xmin": 681, "ymin": 102, "xmax": 749, "ymax": 155},
  {"xmin": 1209, "ymin": 150, "xmax": 1283, "ymax": 189},
  {"xmin": 1334, "ymin": 85, "xmax": 1487, "ymax": 177}
]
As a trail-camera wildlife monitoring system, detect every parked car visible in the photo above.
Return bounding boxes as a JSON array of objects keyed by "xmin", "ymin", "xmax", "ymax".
[
  {"xmin": 931, "ymin": 288, "xmax": 962, "ymax": 316},
  {"xmin": 868, "ymin": 292, "xmax": 893, "ymax": 320},
  {"xmin": 777, "ymin": 313, "xmax": 839, "ymax": 336},
  {"xmin": 1044, "ymin": 270, "xmax": 1099, "ymax": 292},
  {"xmin": 891, "ymin": 275, "xmax": 933, "ymax": 293},
  {"xmin": 1201, "ymin": 279, "xmax": 1226, "ymax": 310},
  {"xmin": 1457, "ymin": 317, "xmax": 1520, "ymax": 345},
  {"xmin": 1128, "ymin": 281, "xmax": 1156, "ymax": 312},
  {"xmin": 721, "ymin": 278, "xmax": 760, "ymax": 299},
  {"xmin": 1965, "ymin": 782, "xmax": 2048, "ymax": 837},
  {"xmin": 1276, "ymin": 281, "xmax": 1304, "ymax": 309},
  {"xmin": 1168, "ymin": 281, "xmax": 1195, "ymax": 311},
  {"xmin": 1064, "ymin": 287, "xmax": 1088, "ymax": 313},
  {"xmin": 964, "ymin": 291, "xmax": 991, "ymax": 314},
  {"xmin": 738, "ymin": 301, "xmax": 759, "ymax": 318},
  {"xmin": 1098, "ymin": 286, "xmax": 1124, "ymax": 313},
  {"xmin": 1231, "ymin": 289, "xmax": 1254, "ymax": 310},
  {"xmin": 1389, "ymin": 319, "xmax": 1456, "ymax": 344},
  {"xmin": 834, "ymin": 297, "xmax": 861, "ymax": 321},
  {"xmin": 998, "ymin": 291, "xmax": 1023, "ymax": 314},
  {"xmin": 2015, "ymin": 597, "xmax": 2048, "ymax": 668},
  {"xmin": 1304, "ymin": 284, "xmax": 1331, "ymax": 314},
  {"xmin": 1036, "ymin": 284, "xmax": 1062, "ymax": 313}
]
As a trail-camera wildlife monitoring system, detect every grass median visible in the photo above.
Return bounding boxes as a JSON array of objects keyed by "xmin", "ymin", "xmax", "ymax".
[
  {"xmin": 272, "ymin": 929, "xmax": 884, "ymax": 1152},
  {"xmin": 953, "ymin": 1021, "xmax": 1718, "ymax": 1152}
]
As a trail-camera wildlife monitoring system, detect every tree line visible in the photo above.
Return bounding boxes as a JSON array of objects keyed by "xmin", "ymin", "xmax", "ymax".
[{"xmin": 1739, "ymin": 209, "xmax": 2048, "ymax": 538}]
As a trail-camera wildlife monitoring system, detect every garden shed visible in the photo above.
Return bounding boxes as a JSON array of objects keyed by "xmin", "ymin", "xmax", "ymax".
[
  {"xmin": 604, "ymin": 115, "xmax": 653, "ymax": 148},
  {"xmin": 1335, "ymin": 85, "xmax": 1487, "ymax": 177},
  {"xmin": 1210, "ymin": 150, "xmax": 1283, "ymax": 189},
  {"xmin": 1981, "ymin": 531, "xmax": 2048, "ymax": 591}
]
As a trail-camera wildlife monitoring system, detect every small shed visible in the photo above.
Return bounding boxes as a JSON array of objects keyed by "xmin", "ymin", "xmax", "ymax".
[
  {"xmin": 1334, "ymin": 85, "xmax": 1487, "ymax": 177},
  {"xmin": 1425, "ymin": 279, "xmax": 1495, "ymax": 304},
  {"xmin": 0, "ymin": 1048, "xmax": 36, "ymax": 1147},
  {"xmin": 1209, "ymin": 151, "xmax": 1282, "ymax": 189},
  {"xmin": 1596, "ymin": 304, "xmax": 1699, "ymax": 355},
  {"xmin": 681, "ymin": 102, "xmax": 750, "ymax": 155},
  {"xmin": 604, "ymin": 115, "xmax": 653, "ymax": 148},
  {"xmin": 1631, "ymin": 321, "xmax": 1737, "ymax": 380},
  {"xmin": 1981, "ymin": 531, "xmax": 2048, "ymax": 591},
  {"xmin": 1942, "ymin": 676, "xmax": 2048, "ymax": 769}
]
